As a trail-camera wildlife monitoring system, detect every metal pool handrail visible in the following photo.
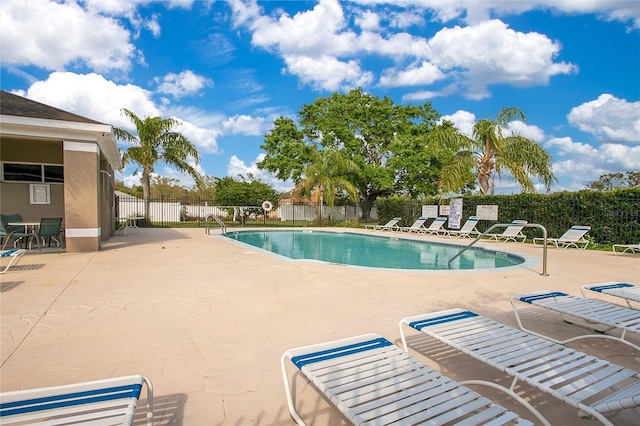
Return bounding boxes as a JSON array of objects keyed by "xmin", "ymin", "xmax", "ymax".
[
  {"xmin": 205, "ymin": 214, "xmax": 226, "ymax": 235},
  {"xmin": 447, "ymin": 223, "xmax": 548, "ymax": 276}
]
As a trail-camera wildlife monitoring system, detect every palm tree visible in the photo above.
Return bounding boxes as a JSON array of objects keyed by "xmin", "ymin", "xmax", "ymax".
[
  {"xmin": 113, "ymin": 108, "xmax": 202, "ymax": 220},
  {"xmin": 293, "ymin": 149, "xmax": 359, "ymax": 220},
  {"xmin": 430, "ymin": 107, "xmax": 556, "ymax": 195}
]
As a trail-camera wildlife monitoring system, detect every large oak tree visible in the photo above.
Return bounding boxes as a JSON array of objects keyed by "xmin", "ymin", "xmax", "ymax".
[{"xmin": 258, "ymin": 88, "xmax": 444, "ymax": 219}]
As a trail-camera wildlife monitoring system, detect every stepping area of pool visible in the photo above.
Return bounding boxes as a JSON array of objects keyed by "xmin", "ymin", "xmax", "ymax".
[{"xmin": 1, "ymin": 228, "xmax": 639, "ymax": 425}]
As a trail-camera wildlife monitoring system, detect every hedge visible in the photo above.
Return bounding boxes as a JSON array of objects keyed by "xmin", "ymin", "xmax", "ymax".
[{"xmin": 375, "ymin": 188, "xmax": 640, "ymax": 246}]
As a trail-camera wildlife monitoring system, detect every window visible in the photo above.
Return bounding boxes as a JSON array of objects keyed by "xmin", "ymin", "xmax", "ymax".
[{"xmin": 2, "ymin": 163, "xmax": 64, "ymax": 183}]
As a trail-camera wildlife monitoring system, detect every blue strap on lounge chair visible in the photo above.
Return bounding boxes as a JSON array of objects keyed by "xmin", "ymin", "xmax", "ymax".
[
  {"xmin": 0, "ymin": 249, "xmax": 25, "ymax": 274},
  {"xmin": 0, "ymin": 375, "xmax": 153, "ymax": 425},
  {"xmin": 511, "ymin": 290, "xmax": 640, "ymax": 351},
  {"xmin": 281, "ymin": 333, "xmax": 534, "ymax": 425},
  {"xmin": 581, "ymin": 282, "xmax": 640, "ymax": 309},
  {"xmin": 399, "ymin": 308, "xmax": 640, "ymax": 426}
]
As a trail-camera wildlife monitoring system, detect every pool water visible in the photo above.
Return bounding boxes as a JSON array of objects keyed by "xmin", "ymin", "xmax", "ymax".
[{"xmin": 225, "ymin": 230, "xmax": 526, "ymax": 271}]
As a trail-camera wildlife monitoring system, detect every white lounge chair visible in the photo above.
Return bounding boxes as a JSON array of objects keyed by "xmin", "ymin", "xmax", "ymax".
[
  {"xmin": 447, "ymin": 216, "xmax": 480, "ymax": 238},
  {"xmin": 581, "ymin": 282, "xmax": 640, "ymax": 309},
  {"xmin": 281, "ymin": 333, "xmax": 534, "ymax": 426},
  {"xmin": 0, "ymin": 249, "xmax": 25, "ymax": 274},
  {"xmin": 365, "ymin": 217, "xmax": 401, "ymax": 231},
  {"xmin": 400, "ymin": 216, "xmax": 429, "ymax": 233},
  {"xmin": 0, "ymin": 374, "xmax": 153, "ymax": 425},
  {"xmin": 612, "ymin": 242, "xmax": 640, "ymax": 255},
  {"xmin": 423, "ymin": 216, "xmax": 448, "ymax": 235},
  {"xmin": 532, "ymin": 225, "xmax": 591, "ymax": 249},
  {"xmin": 399, "ymin": 308, "xmax": 640, "ymax": 426},
  {"xmin": 511, "ymin": 290, "xmax": 640, "ymax": 351},
  {"xmin": 484, "ymin": 220, "xmax": 527, "ymax": 243}
]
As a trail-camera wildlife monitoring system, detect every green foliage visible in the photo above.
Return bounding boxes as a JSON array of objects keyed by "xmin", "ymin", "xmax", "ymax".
[
  {"xmin": 416, "ymin": 188, "xmax": 640, "ymax": 246},
  {"xmin": 374, "ymin": 195, "xmax": 424, "ymax": 228},
  {"xmin": 586, "ymin": 171, "xmax": 640, "ymax": 191},
  {"xmin": 114, "ymin": 181, "xmax": 142, "ymax": 198},
  {"xmin": 112, "ymin": 108, "xmax": 202, "ymax": 221},
  {"xmin": 213, "ymin": 176, "xmax": 278, "ymax": 207},
  {"xmin": 151, "ymin": 176, "xmax": 188, "ymax": 198},
  {"xmin": 258, "ymin": 87, "xmax": 443, "ymax": 219},
  {"xmin": 294, "ymin": 149, "xmax": 360, "ymax": 217},
  {"xmin": 429, "ymin": 107, "xmax": 556, "ymax": 195}
]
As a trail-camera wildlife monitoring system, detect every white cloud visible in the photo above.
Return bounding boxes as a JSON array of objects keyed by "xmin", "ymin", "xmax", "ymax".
[
  {"xmin": 16, "ymin": 72, "xmax": 159, "ymax": 127},
  {"xmin": 283, "ymin": 55, "xmax": 374, "ymax": 91},
  {"xmin": 507, "ymin": 120, "xmax": 546, "ymax": 142},
  {"xmin": 439, "ymin": 110, "xmax": 476, "ymax": 137},
  {"xmin": 174, "ymin": 119, "xmax": 222, "ymax": 154},
  {"xmin": 428, "ymin": 19, "xmax": 577, "ymax": 99},
  {"xmin": 352, "ymin": 1, "xmax": 640, "ymax": 29},
  {"xmin": 16, "ymin": 71, "xmax": 225, "ymax": 155},
  {"xmin": 355, "ymin": 10, "xmax": 381, "ymax": 31},
  {"xmin": 379, "ymin": 61, "xmax": 444, "ymax": 87},
  {"xmin": 156, "ymin": 70, "xmax": 213, "ymax": 98},
  {"xmin": 546, "ymin": 136, "xmax": 640, "ymax": 189},
  {"xmin": 567, "ymin": 94, "xmax": 640, "ymax": 144},
  {"xmin": 222, "ymin": 115, "xmax": 266, "ymax": 136},
  {"xmin": 227, "ymin": 155, "xmax": 294, "ymax": 192},
  {"xmin": 0, "ymin": 0, "xmax": 137, "ymax": 72}
]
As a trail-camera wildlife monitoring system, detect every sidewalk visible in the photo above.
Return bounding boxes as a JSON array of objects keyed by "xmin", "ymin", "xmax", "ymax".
[{"xmin": 1, "ymin": 228, "xmax": 638, "ymax": 425}]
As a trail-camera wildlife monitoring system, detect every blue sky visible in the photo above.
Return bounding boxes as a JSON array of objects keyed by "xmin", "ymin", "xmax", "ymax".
[{"xmin": 1, "ymin": 0, "xmax": 638, "ymax": 194}]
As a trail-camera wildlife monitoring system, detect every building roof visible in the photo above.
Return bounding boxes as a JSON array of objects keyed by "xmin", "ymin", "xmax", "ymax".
[
  {"xmin": 0, "ymin": 91, "xmax": 104, "ymax": 125},
  {"xmin": 0, "ymin": 91, "xmax": 122, "ymax": 170}
]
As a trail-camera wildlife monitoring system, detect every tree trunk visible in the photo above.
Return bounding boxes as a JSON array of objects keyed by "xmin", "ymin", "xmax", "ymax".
[
  {"xmin": 359, "ymin": 196, "xmax": 375, "ymax": 220},
  {"xmin": 142, "ymin": 168, "xmax": 151, "ymax": 222}
]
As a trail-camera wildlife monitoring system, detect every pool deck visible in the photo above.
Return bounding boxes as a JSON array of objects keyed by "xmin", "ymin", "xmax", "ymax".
[{"xmin": 1, "ymin": 227, "xmax": 639, "ymax": 425}]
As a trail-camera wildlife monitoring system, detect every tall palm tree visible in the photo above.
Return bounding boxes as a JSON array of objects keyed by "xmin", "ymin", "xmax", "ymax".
[
  {"xmin": 113, "ymin": 108, "xmax": 202, "ymax": 220},
  {"xmin": 430, "ymin": 107, "xmax": 556, "ymax": 195},
  {"xmin": 293, "ymin": 149, "xmax": 360, "ymax": 220}
]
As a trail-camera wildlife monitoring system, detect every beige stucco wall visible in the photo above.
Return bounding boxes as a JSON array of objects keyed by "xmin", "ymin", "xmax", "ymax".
[
  {"xmin": 0, "ymin": 139, "xmax": 65, "ymax": 220},
  {"xmin": 63, "ymin": 142, "xmax": 100, "ymax": 252}
]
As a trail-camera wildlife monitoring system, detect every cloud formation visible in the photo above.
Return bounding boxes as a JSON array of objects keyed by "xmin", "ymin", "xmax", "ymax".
[{"xmin": 568, "ymin": 94, "xmax": 640, "ymax": 144}]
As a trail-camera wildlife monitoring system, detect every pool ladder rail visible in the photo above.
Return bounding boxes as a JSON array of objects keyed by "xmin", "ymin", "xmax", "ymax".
[
  {"xmin": 205, "ymin": 214, "xmax": 226, "ymax": 235},
  {"xmin": 447, "ymin": 223, "xmax": 549, "ymax": 276}
]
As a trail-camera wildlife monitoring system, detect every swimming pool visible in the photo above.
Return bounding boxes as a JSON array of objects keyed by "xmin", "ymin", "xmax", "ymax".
[{"xmin": 225, "ymin": 230, "xmax": 533, "ymax": 271}]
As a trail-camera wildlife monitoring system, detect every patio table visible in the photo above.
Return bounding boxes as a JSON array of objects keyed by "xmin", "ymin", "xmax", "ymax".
[
  {"xmin": 119, "ymin": 216, "xmax": 144, "ymax": 236},
  {"xmin": 7, "ymin": 221, "xmax": 41, "ymax": 250}
]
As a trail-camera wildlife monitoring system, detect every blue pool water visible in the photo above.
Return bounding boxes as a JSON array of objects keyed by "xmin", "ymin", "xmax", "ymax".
[{"xmin": 225, "ymin": 230, "xmax": 527, "ymax": 271}]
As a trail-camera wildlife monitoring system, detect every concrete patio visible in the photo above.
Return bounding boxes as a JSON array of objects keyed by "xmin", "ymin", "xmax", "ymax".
[{"xmin": 1, "ymin": 227, "xmax": 638, "ymax": 425}]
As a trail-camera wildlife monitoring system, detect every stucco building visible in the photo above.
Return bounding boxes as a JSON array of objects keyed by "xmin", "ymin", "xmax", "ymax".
[{"xmin": 0, "ymin": 91, "xmax": 122, "ymax": 252}]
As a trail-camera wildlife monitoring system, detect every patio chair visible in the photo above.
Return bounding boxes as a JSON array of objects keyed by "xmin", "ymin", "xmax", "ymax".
[
  {"xmin": 612, "ymin": 242, "xmax": 640, "ymax": 255},
  {"xmin": 0, "ymin": 249, "xmax": 25, "ymax": 274},
  {"xmin": 511, "ymin": 290, "xmax": 640, "ymax": 351},
  {"xmin": 532, "ymin": 225, "xmax": 591, "ymax": 249},
  {"xmin": 281, "ymin": 333, "xmax": 534, "ymax": 426},
  {"xmin": 364, "ymin": 217, "xmax": 401, "ymax": 231},
  {"xmin": 446, "ymin": 216, "xmax": 480, "ymax": 238},
  {"xmin": 423, "ymin": 216, "xmax": 448, "ymax": 235},
  {"xmin": 399, "ymin": 308, "xmax": 640, "ymax": 426},
  {"xmin": 0, "ymin": 374, "xmax": 153, "ymax": 425},
  {"xmin": 400, "ymin": 216, "xmax": 429, "ymax": 233},
  {"xmin": 12, "ymin": 217, "xmax": 63, "ymax": 250},
  {"xmin": 581, "ymin": 282, "xmax": 640, "ymax": 309},
  {"xmin": 484, "ymin": 220, "xmax": 527, "ymax": 243},
  {"xmin": 0, "ymin": 214, "xmax": 22, "ymax": 250}
]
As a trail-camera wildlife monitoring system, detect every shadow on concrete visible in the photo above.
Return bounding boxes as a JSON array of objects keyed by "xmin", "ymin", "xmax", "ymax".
[{"xmin": 134, "ymin": 393, "xmax": 187, "ymax": 426}]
